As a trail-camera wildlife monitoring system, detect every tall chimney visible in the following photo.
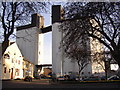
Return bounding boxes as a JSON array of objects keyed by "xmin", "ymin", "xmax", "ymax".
[
  {"xmin": 52, "ymin": 5, "xmax": 64, "ymax": 24},
  {"xmin": 31, "ymin": 13, "xmax": 44, "ymax": 28}
]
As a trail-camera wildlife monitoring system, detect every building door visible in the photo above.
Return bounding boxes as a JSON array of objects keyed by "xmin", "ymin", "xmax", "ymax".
[{"xmin": 11, "ymin": 68, "xmax": 13, "ymax": 79}]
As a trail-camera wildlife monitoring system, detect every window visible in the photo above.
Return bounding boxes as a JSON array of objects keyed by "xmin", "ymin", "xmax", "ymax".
[
  {"xmin": 15, "ymin": 69, "xmax": 19, "ymax": 76},
  {"xmin": 9, "ymin": 69, "xmax": 11, "ymax": 73},
  {"xmin": 26, "ymin": 62, "xmax": 29, "ymax": 68},
  {"xmin": 18, "ymin": 60, "xmax": 20, "ymax": 64},
  {"xmin": 12, "ymin": 59, "xmax": 14, "ymax": 63},
  {"xmin": 94, "ymin": 72, "xmax": 97, "ymax": 74},
  {"xmin": 25, "ymin": 71, "xmax": 29, "ymax": 76},
  {"xmin": 4, "ymin": 67, "xmax": 7, "ymax": 73},
  {"xmin": 88, "ymin": 72, "xmax": 91, "ymax": 74},
  {"xmin": 22, "ymin": 62, "xmax": 24, "ymax": 65},
  {"xmin": 4, "ymin": 54, "xmax": 10, "ymax": 59}
]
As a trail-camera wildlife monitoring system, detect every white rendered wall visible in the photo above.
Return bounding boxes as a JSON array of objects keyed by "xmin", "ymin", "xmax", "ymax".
[
  {"xmin": 52, "ymin": 23, "xmax": 92, "ymax": 77},
  {"xmin": 16, "ymin": 27, "xmax": 40, "ymax": 65},
  {"xmin": 16, "ymin": 26, "xmax": 52, "ymax": 66},
  {"xmin": 38, "ymin": 33, "xmax": 44, "ymax": 64},
  {"xmin": 2, "ymin": 43, "xmax": 23, "ymax": 79},
  {"xmin": 52, "ymin": 23, "xmax": 63, "ymax": 76}
]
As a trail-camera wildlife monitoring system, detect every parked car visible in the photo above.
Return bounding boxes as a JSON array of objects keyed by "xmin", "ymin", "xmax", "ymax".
[
  {"xmin": 34, "ymin": 76, "xmax": 41, "ymax": 79},
  {"xmin": 108, "ymin": 75, "xmax": 120, "ymax": 80},
  {"xmin": 48, "ymin": 72, "xmax": 52, "ymax": 77},
  {"xmin": 57, "ymin": 76, "xmax": 65, "ymax": 80},
  {"xmin": 75, "ymin": 77, "xmax": 83, "ymax": 81},
  {"xmin": 83, "ymin": 76, "xmax": 101, "ymax": 81},
  {"xmin": 24, "ymin": 76, "xmax": 32, "ymax": 82},
  {"xmin": 69, "ymin": 73, "xmax": 76, "ymax": 81},
  {"xmin": 64, "ymin": 75, "xmax": 70, "ymax": 80},
  {"xmin": 45, "ymin": 75, "xmax": 52, "ymax": 79},
  {"xmin": 100, "ymin": 76, "xmax": 106, "ymax": 80},
  {"xmin": 40, "ymin": 74, "xmax": 47, "ymax": 79}
]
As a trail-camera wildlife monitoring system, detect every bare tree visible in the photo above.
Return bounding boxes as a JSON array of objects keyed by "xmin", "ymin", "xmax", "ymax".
[
  {"xmin": 0, "ymin": 2, "xmax": 49, "ymax": 54},
  {"xmin": 60, "ymin": 2, "xmax": 120, "ymax": 67},
  {"xmin": 60, "ymin": 27, "xmax": 90, "ymax": 79},
  {"xmin": 71, "ymin": 47, "xmax": 90, "ymax": 80}
]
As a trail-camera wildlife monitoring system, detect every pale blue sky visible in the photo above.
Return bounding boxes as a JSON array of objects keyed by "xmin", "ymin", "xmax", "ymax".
[
  {"xmin": 40, "ymin": 2, "xmax": 66, "ymax": 64},
  {"xmin": 42, "ymin": 32, "xmax": 52, "ymax": 64},
  {"xmin": 40, "ymin": 4, "xmax": 52, "ymax": 64}
]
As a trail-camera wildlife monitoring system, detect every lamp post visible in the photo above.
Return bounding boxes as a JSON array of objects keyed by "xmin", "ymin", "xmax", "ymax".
[{"xmin": 104, "ymin": 51, "xmax": 111, "ymax": 80}]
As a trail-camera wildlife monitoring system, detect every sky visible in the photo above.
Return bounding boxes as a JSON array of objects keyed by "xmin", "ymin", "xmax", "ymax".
[
  {"xmin": 40, "ymin": 4, "xmax": 52, "ymax": 64},
  {"xmin": 42, "ymin": 32, "xmax": 52, "ymax": 64},
  {"xmin": 40, "ymin": 2, "xmax": 66, "ymax": 64}
]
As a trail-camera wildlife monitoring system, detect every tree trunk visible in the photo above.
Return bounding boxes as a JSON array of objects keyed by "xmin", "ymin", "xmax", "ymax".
[
  {"xmin": 111, "ymin": 50, "xmax": 120, "ymax": 67},
  {"xmin": 104, "ymin": 61, "xmax": 110, "ymax": 80},
  {"xmin": 78, "ymin": 70, "xmax": 81, "ymax": 81},
  {"xmin": 2, "ymin": 39, "xmax": 10, "ymax": 55},
  {"xmin": 105, "ymin": 69, "xmax": 108, "ymax": 80}
]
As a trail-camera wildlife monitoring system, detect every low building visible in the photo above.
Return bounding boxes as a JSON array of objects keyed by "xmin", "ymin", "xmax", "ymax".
[
  {"xmin": 2, "ymin": 42, "xmax": 24, "ymax": 79},
  {"xmin": 22, "ymin": 59, "xmax": 34, "ymax": 78},
  {"xmin": 36, "ymin": 64, "xmax": 52, "ymax": 77}
]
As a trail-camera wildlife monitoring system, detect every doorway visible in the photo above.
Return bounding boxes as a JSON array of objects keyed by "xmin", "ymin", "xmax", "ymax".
[{"xmin": 11, "ymin": 68, "xmax": 13, "ymax": 79}]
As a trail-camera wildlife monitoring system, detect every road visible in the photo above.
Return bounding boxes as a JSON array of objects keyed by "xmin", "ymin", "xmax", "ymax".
[{"xmin": 2, "ymin": 80, "xmax": 120, "ymax": 89}]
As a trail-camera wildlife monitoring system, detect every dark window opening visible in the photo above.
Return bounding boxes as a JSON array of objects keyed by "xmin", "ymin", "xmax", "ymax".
[
  {"xmin": 81, "ymin": 72, "xmax": 84, "ymax": 74},
  {"xmin": 4, "ymin": 54, "xmax": 10, "ymax": 59},
  {"xmin": 4, "ymin": 67, "xmax": 7, "ymax": 73},
  {"xmin": 9, "ymin": 69, "xmax": 11, "ymax": 73},
  {"xmin": 18, "ymin": 60, "xmax": 20, "ymax": 64}
]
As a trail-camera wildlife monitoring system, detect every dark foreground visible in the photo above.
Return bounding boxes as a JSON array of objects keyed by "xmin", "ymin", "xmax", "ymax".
[{"xmin": 2, "ymin": 80, "xmax": 120, "ymax": 90}]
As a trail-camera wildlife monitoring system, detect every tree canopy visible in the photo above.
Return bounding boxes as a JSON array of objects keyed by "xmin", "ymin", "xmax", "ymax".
[
  {"xmin": 0, "ymin": 2, "xmax": 49, "ymax": 54},
  {"xmin": 60, "ymin": 2, "xmax": 120, "ymax": 66}
]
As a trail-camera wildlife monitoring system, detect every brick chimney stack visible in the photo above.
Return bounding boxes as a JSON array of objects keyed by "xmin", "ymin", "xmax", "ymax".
[
  {"xmin": 31, "ymin": 13, "xmax": 44, "ymax": 28},
  {"xmin": 52, "ymin": 5, "xmax": 64, "ymax": 24},
  {"xmin": 17, "ymin": 13, "xmax": 44, "ymax": 31}
]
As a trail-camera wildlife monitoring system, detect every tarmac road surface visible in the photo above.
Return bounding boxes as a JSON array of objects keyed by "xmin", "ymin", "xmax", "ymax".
[{"xmin": 2, "ymin": 80, "xmax": 120, "ymax": 89}]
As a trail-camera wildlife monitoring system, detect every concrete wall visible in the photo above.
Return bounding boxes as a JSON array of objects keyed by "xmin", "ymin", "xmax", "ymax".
[
  {"xmin": 52, "ymin": 23, "xmax": 63, "ymax": 76},
  {"xmin": 52, "ymin": 22, "xmax": 92, "ymax": 77},
  {"xmin": 38, "ymin": 34, "xmax": 44, "ymax": 65},
  {"xmin": 2, "ymin": 43, "xmax": 23, "ymax": 79},
  {"xmin": 16, "ymin": 27, "xmax": 42, "ymax": 65}
]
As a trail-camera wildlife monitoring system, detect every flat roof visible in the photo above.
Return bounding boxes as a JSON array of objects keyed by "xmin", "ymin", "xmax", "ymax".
[
  {"xmin": 36, "ymin": 64, "xmax": 52, "ymax": 67},
  {"xmin": 41, "ymin": 26, "xmax": 52, "ymax": 33}
]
